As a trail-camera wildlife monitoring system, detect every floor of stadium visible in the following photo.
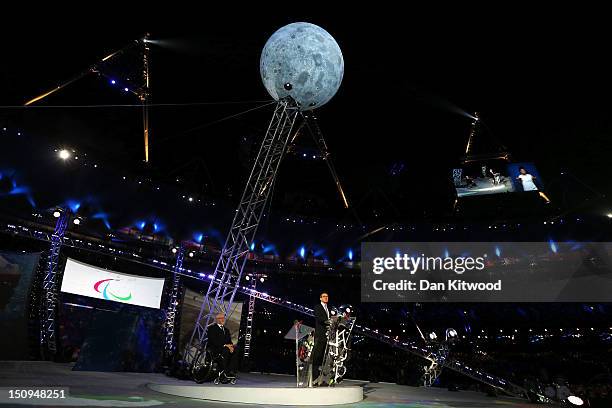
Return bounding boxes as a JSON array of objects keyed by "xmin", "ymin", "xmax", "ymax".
[{"xmin": 0, "ymin": 361, "xmax": 539, "ymax": 407}]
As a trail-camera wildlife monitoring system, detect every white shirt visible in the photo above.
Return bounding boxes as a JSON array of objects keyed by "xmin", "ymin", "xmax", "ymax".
[
  {"xmin": 321, "ymin": 302, "xmax": 329, "ymax": 319},
  {"xmin": 217, "ymin": 324, "xmax": 225, "ymax": 332},
  {"xmin": 518, "ymin": 174, "xmax": 538, "ymax": 191}
]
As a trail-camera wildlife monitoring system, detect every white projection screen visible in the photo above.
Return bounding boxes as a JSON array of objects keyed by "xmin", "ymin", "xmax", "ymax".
[{"xmin": 60, "ymin": 258, "xmax": 165, "ymax": 309}]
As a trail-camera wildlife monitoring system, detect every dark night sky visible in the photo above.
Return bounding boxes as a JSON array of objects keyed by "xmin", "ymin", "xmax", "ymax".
[{"xmin": 1, "ymin": 9, "xmax": 612, "ymax": 239}]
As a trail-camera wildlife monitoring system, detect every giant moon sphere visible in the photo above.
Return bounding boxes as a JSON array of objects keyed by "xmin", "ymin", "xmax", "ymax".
[{"xmin": 260, "ymin": 22, "xmax": 344, "ymax": 111}]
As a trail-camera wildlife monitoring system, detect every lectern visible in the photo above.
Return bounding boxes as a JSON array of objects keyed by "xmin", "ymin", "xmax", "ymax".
[{"xmin": 284, "ymin": 321, "xmax": 314, "ymax": 387}]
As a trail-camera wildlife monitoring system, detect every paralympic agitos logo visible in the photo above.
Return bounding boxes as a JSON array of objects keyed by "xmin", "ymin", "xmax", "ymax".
[{"xmin": 93, "ymin": 278, "xmax": 133, "ymax": 301}]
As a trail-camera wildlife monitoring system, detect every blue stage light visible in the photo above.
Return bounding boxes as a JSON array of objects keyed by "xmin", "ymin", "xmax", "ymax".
[
  {"xmin": 110, "ymin": 79, "xmax": 116, "ymax": 85},
  {"xmin": 348, "ymin": 249, "xmax": 353, "ymax": 261},
  {"xmin": 549, "ymin": 239, "xmax": 558, "ymax": 253},
  {"xmin": 299, "ymin": 246, "xmax": 306, "ymax": 258},
  {"xmin": 262, "ymin": 244, "xmax": 276, "ymax": 254},
  {"xmin": 250, "ymin": 242, "xmax": 255, "ymax": 251},
  {"xmin": 9, "ymin": 186, "xmax": 29, "ymax": 195},
  {"xmin": 194, "ymin": 233, "xmax": 204, "ymax": 244},
  {"xmin": 92, "ymin": 212, "xmax": 111, "ymax": 230},
  {"xmin": 66, "ymin": 200, "xmax": 81, "ymax": 212}
]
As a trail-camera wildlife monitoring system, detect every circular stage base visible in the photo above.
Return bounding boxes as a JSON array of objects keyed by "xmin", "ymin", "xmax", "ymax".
[{"xmin": 147, "ymin": 382, "xmax": 364, "ymax": 406}]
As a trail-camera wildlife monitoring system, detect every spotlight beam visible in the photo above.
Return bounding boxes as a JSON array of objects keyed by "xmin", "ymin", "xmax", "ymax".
[{"xmin": 25, "ymin": 75, "xmax": 88, "ymax": 106}]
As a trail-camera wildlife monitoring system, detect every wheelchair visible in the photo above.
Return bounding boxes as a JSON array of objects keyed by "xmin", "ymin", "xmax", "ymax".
[{"xmin": 191, "ymin": 348, "xmax": 237, "ymax": 385}]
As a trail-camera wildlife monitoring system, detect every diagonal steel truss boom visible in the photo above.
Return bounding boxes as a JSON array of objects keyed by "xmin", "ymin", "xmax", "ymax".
[{"xmin": 183, "ymin": 98, "xmax": 299, "ymax": 364}]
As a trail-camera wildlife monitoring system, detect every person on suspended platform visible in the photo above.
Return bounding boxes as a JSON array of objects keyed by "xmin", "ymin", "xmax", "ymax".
[{"xmin": 516, "ymin": 166, "xmax": 550, "ymax": 203}]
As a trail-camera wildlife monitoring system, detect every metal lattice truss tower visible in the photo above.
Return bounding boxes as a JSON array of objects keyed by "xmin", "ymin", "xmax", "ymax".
[
  {"xmin": 42, "ymin": 210, "xmax": 70, "ymax": 353},
  {"xmin": 184, "ymin": 98, "xmax": 299, "ymax": 363},
  {"xmin": 243, "ymin": 276, "xmax": 258, "ymax": 359},
  {"xmin": 164, "ymin": 243, "xmax": 186, "ymax": 356}
]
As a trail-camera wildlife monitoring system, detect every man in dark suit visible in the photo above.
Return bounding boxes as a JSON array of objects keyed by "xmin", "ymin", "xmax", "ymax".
[
  {"xmin": 311, "ymin": 292, "xmax": 330, "ymax": 382},
  {"xmin": 207, "ymin": 313, "xmax": 239, "ymax": 375}
]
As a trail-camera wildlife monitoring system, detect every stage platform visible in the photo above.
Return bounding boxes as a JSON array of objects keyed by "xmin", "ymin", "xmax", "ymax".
[
  {"xmin": 0, "ymin": 361, "xmax": 540, "ymax": 407},
  {"xmin": 147, "ymin": 374, "xmax": 362, "ymax": 405}
]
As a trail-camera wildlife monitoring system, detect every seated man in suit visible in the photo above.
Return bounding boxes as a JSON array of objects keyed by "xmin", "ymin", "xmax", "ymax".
[{"xmin": 207, "ymin": 313, "xmax": 239, "ymax": 376}]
